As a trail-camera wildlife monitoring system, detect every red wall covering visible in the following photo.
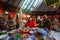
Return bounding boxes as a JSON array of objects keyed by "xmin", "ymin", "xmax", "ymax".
[
  {"xmin": 9, "ymin": 12, "xmax": 16, "ymax": 18},
  {"xmin": 0, "ymin": 10, "xmax": 16, "ymax": 18},
  {"xmin": 48, "ymin": 15, "xmax": 60, "ymax": 20},
  {"xmin": 0, "ymin": 10, "xmax": 5, "ymax": 14}
]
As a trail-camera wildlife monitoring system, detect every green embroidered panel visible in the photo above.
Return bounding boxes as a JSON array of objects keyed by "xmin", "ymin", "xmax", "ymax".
[{"xmin": 45, "ymin": 0, "xmax": 59, "ymax": 6}]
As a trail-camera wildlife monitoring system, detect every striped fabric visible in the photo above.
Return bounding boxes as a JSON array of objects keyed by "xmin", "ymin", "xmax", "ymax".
[{"xmin": 20, "ymin": 0, "xmax": 43, "ymax": 13}]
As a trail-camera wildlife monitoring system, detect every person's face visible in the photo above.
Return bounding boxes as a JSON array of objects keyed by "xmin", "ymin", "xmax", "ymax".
[
  {"xmin": 30, "ymin": 18, "xmax": 32, "ymax": 20},
  {"xmin": 44, "ymin": 15, "xmax": 47, "ymax": 19}
]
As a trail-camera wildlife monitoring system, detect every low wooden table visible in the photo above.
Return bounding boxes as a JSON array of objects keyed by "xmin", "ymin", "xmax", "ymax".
[{"xmin": 51, "ymin": 31, "xmax": 60, "ymax": 40}]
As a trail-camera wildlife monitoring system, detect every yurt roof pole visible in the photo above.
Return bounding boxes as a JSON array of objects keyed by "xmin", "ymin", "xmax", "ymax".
[{"xmin": 16, "ymin": 0, "xmax": 21, "ymax": 7}]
